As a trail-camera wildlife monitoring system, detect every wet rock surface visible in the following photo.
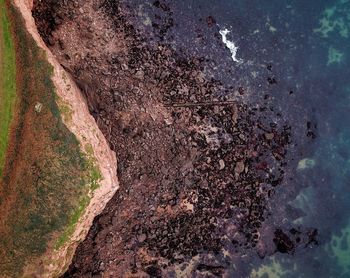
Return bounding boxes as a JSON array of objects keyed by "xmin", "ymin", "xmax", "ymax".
[{"xmin": 32, "ymin": 0, "xmax": 320, "ymax": 276}]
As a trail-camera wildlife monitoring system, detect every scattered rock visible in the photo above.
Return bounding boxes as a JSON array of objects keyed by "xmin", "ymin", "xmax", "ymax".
[
  {"xmin": 32, "ymin": 1, "xmax": 302, "ymax": 277},
  {"xmin": 235, "ymin": 161, "xmax": 245, "ymax": 175},
  {"xmin": 219, "ymin": 159, "xmax": 225, "ymax": 170},
  {"xmin": 34, "ymin": 102, "xmax": 43, "ymax": 113},
  {"xmin": 265, "ymin": 133, "xmax": 274, "ymax": 140},
  {"xmin": 206, "ymin": 16, "xmax": 216, "ymax": 27},
  {"xmin": 137, "ymin": 234, "xmax": 147, "ymax": 243}
]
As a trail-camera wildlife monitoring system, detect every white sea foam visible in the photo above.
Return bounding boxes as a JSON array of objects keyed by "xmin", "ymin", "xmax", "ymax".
[{"xmin": 219, "ymin": 28, "xmax": 243, "ymax": 64}]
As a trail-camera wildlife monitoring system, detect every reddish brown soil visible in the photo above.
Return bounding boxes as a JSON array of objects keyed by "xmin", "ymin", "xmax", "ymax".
[{"xmin": 32, "ymin": 0, "xmax": 318, "ymax": 276}]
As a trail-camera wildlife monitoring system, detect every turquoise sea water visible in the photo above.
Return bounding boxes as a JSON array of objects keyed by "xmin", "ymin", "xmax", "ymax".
[{"xmin": 131, "ymin": 0, "xmax": 350, "ymax": 276}]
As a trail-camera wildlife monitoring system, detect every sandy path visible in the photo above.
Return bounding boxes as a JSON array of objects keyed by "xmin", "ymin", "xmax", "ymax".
[{"xmin": 12, "ymin": 0, "xmax": 119, "ymax": 277}]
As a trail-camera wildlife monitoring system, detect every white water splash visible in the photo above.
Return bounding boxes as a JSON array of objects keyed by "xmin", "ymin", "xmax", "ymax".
[{"xmin": 219, "ymin": 28, "xmax": 243, "ymax": 64}]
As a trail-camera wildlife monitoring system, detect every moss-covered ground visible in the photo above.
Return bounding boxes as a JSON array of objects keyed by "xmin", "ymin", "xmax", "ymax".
[{"xmin": 0, "ymin": 1, "xmax": 100, "ymax": 276}]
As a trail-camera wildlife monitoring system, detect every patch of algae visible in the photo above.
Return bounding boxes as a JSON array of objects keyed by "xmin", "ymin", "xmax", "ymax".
[
  {"xmin": 297, "ymin": 158, "xmax": 316, "ymax": 170},
  {"xmin": 314, "ymin": 0, "xmax": 350, "ymax": 38},
  {"xmin": 250, "ymin": 258, "xmax": 295, "ymax": 278},
  {"xmin": 326, "ymin": 221, "xmax": 350, "ymax": 275},
  {"xmin": 327, "ymin": 46, "xmax": 344, "ymax": 65}
]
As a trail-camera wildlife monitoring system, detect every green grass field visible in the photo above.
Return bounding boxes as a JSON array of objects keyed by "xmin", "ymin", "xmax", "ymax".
[{"xmin": 0, "ymin": 0, "xmax": 16, "ymax": 177}]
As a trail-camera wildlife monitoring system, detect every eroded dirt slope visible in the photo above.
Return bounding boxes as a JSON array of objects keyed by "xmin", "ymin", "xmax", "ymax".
[
  {"xmin": 33, "ymin": 0, "xmax": 318, "ymax": 276},
  {"xmin": 0, "ymin": 1, "xmax": 118, "ymax": 277}
]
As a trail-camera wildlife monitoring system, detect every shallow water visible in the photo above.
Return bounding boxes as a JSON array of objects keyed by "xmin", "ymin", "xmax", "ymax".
[{"xmin": 128, "ymin": 0, "xmax": 350, "ymax": 277}]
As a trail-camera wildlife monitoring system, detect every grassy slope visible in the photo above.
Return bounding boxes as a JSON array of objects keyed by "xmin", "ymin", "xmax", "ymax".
[
  {"xmin": 0, "ymin": 2, "xmax": 100, "ymax": 277},
  {"xmin": 0, "ymin": 0, "xmax": 16, "ymax": 176}
]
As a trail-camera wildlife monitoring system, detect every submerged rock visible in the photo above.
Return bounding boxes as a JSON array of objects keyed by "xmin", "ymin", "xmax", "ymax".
[{"xmin": 297, "ymin": 158, "xmax": 316, "ymax": 170}]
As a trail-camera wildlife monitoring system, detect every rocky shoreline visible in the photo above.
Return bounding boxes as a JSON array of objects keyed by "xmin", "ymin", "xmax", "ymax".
[{"xmin": 30, "ymin": 1, "xmax": 320, "ymax": 277}]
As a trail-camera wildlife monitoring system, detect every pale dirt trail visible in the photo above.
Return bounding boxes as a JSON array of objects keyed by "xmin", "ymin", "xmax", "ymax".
[{"xmin": 12, "ymin": 0, "xmax": 119, "ymax": 277}]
